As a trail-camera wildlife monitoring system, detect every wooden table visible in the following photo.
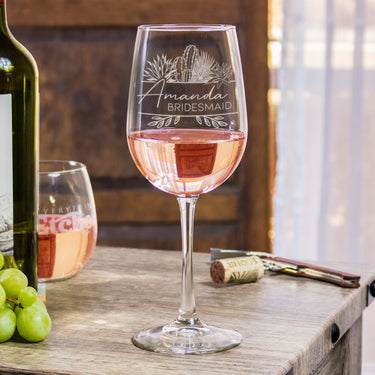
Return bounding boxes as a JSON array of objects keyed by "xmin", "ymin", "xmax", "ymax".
[{"xmin": 0, "ymin": 246, "xmax": 374, "ymax": 374}]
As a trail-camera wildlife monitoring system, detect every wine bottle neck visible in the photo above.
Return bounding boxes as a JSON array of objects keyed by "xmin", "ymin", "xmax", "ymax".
[{"xmin": 0, "ymin": 0, "xmax": 10, "ymax": 36}]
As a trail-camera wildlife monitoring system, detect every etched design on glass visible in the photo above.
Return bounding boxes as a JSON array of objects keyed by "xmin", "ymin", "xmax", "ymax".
[
  {"xmin": 139, "ymin": 45, "xmax": 237, "ymax": 129},
  {"xmin": 144, "ymin": 45, "xmax": 233, "ymax": 85},
  {"xmin": 144, "ymin": 54, "xmax": 177, "ymax": 83},
  {"xmin": 39, "ymin": 214, "xmax": 95, "ymax": 235},
  {"xmin": 196, "ymin": 115, "xmax": 228, "ymax": 128},
  {"xmin": 147, "ymin": 114, "xmax": 181, "ymax": 128}
]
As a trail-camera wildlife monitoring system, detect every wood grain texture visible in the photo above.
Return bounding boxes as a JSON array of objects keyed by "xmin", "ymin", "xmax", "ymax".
[
  {"xmin": 311, "ymin": 317, "xmax": 362, "ymax": 375},
  {"xmin": 0, "ymin": 246, "xmax": 374, "ymax": 374},
  {"xmin": 99, "ymin": 223, "xmax": 239, "ymax": 252},
  {"xmin": 94, "ymin": 185, "xmax": 241, "ymax": 251},
  {"xmin": 94, "ymin": 186, "xmax": 240, "ymax": 223},
  {"xmin": 7, "ymin": 0, "xmax": 242, "ymax": 27},
  {"xmin": 11, "ymin": 27, "xmax": 138, "ymax": 179},
  {"xmin": 239, "ymin": 0, "xmax": 273, "ymax": 252}
]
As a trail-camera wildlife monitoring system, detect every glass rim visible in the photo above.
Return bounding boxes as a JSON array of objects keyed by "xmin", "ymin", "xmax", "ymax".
[
  {"xmin": 39, "ymin": 160, "xmax": 87, "ymax": 175},
  {"xmin": 137, "ymin": 24, "xmax": 236, "ymax": 32}
]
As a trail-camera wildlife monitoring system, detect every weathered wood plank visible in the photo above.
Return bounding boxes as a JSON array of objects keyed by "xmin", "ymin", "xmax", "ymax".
[
  {"xmin": 10, "ymin": 28, "xmax": 138, "ymax": 179},
  {"xmin": 0, "ymin": 247, "xmax": 373, "ymax": 374},
  {"xmin": 94, "ymin": 186, "xmax": 240, "ymax": 223},
  {"xmin": 239, "ymin": 0, "xmax": 273, "ymax": 252},
  {"xmin": 7, "ymin": 0, "xmax": 242, "ymax": 27},
  {"xmin": 98, "ymin": 223, "xmax": 239, "ymax": 252},
  {"xmin": 311, "ymin": 317, "xmax": 362, "ymax": 375}
]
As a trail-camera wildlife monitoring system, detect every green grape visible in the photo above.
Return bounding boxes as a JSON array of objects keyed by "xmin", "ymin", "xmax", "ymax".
[
  {"xmin": 0, "ymin": 308, "xmax": 16, "ymax": 342},
  {"xmin": 0, "ymin": 252, "xmax": 4, "ymax": 270},
  {"xmin": 18, "ymin": 286, "xmax": 37, "ymax": 307},
  {"xmin": 14, "ymin": 305, "xmax": 21, "ymax": 317},
  {"xmin": 34, "ymin": 298, "xmax": 47, "ymax": 311},
  {"xmin": 2, "ymin": 300, "xmax": 15, "ymax": 311},
  {"xmin": 16, "ymin": 304, "xmax": 51, "ymax": 342},
  {"xmin": 16, "ymin": 298, "xmax": 46, "ymax": 317},
  {"xmin": 0, "ymin": 285, "xmax": 5, "ymax": 308},
  {"xmin": 0, "ymin": 268, "xmax": 28, "ymax": 298}
]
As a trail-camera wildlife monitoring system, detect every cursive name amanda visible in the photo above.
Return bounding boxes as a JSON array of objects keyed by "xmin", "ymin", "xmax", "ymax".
[{"xmin": 137, "ymin": 79, "xmax": 228, "ymax": 108}]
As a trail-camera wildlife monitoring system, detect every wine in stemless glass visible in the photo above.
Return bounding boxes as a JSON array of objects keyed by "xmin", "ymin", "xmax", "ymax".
[
  {"xmin": 38, "ymin": 161, "xmax": 97, "ymax": 281},
  {"xmin": 38, "ymin": 214, "xmax": 97, "ymax": 280}
]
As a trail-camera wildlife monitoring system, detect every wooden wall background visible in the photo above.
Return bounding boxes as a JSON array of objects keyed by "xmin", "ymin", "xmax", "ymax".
[{"xmin": 8, "ymin": 0, "xmax": 273, "ymax": 253}]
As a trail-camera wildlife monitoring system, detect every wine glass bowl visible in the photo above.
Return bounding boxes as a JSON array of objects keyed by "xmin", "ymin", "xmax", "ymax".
[
  {"xmin": 128, "ymin": 128, "xmax": 246, "ymax": 197},
  {"xmin": 127, "ymin": 24, "xmax": 247, "ymax": 354},
  {"xmin": 38, "ymin": 160, "xmax": 98, "ymax": 282}
]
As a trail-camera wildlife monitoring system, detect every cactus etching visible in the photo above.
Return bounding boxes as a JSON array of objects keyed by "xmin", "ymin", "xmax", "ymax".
[
  {"xmin": 144, "ymin": 45, "xmax": 233, "ymax": 86},
  {"xmin": 172, "ymin": 45, "xmax": 198, "ymax": 82},
  {"xmin": 182, "ymin": 45, "xmax": 198, "ymax": 82},
  {"xmin": 173, "ymin": 56, "xmax": 186, "ymax": 82}
]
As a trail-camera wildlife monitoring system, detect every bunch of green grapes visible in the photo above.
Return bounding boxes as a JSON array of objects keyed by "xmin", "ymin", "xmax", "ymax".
[{"xmin": 0, "ymin": 252, "xmax": 51, "ymax": 343}]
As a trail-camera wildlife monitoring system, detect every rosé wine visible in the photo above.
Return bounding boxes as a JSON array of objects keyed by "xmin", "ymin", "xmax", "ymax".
[
  {"xmin": 128, "ymin": 128, "xmax": 246, "ymax": 196},
  {"xmin": 38, "ymin": 214, "xmax": 97, "ymax": 281}
]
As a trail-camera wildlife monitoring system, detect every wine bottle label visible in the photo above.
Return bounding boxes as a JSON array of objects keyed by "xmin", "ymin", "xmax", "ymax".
[{"xmin": 0, "ymin": 94, "xmax": 13, "ymax": 256}]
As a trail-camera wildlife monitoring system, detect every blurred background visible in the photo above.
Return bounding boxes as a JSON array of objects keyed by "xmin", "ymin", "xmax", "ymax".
[
  {"xmin": 7, "ymin": 0, "xmax": 374, "ymax": 372},
  {"xmin": 8, "ymin": 0, "xmax": 272, "ymax": 256}
]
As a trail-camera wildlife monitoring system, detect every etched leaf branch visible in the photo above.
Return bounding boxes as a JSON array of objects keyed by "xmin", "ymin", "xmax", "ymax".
[
  {"xmin": 195, "ymin": 115, "xmax": 228, "ymax": 128},
  {"xmin": 147, "ymin": 115, "xmax": 181, "ymax": 128}
]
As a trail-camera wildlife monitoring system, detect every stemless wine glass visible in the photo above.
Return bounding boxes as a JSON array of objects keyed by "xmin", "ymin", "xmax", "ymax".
[
  {"xmin": 127, "ymin": 24, "xmax": 247, "ymax": 354},
  {"xmin": 38, "ymin": 161, "xmax": 98, "ymax": 281}
]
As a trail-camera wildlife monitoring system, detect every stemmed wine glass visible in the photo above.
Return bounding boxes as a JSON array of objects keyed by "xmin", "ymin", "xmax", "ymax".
[{"xmin": 127, "ymin": 24, "xmax": 247, "ymax": 354}]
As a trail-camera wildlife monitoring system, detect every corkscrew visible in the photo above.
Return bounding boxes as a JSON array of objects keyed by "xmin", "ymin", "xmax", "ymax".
[{"xmin": 210, "ymin": 248, "xmax": 361, "ymax": 288}]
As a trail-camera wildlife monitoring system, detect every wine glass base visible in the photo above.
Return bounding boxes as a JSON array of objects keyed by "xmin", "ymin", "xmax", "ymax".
[{"xmin": 132, "ymin": 318, "xmax": 242, "ymax": 354}]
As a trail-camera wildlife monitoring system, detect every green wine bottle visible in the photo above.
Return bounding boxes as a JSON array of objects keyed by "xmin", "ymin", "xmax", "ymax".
[{"xmin": 0, "ymin": 0, "xmax": 39, "ymax": 289}]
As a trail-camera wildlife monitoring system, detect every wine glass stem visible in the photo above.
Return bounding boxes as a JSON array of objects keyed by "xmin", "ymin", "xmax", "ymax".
[{"xmin": 177, "ymin": 196, "xmax": 199, "ymax": 325}]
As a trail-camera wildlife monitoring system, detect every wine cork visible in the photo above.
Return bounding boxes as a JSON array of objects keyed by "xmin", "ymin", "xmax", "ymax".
[{"xmin": 210, "ymin": 256, "xmax": 264, "ymax": 284}]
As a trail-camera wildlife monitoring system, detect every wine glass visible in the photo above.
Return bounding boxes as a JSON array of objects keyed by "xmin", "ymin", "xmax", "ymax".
[
  {"xmin": 127, "ymin": 24, "xmax": 247, "ymax": 354},
  {"xmin": 38, "ymin": 160, "xmax": 98, "ymax": 281}
]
